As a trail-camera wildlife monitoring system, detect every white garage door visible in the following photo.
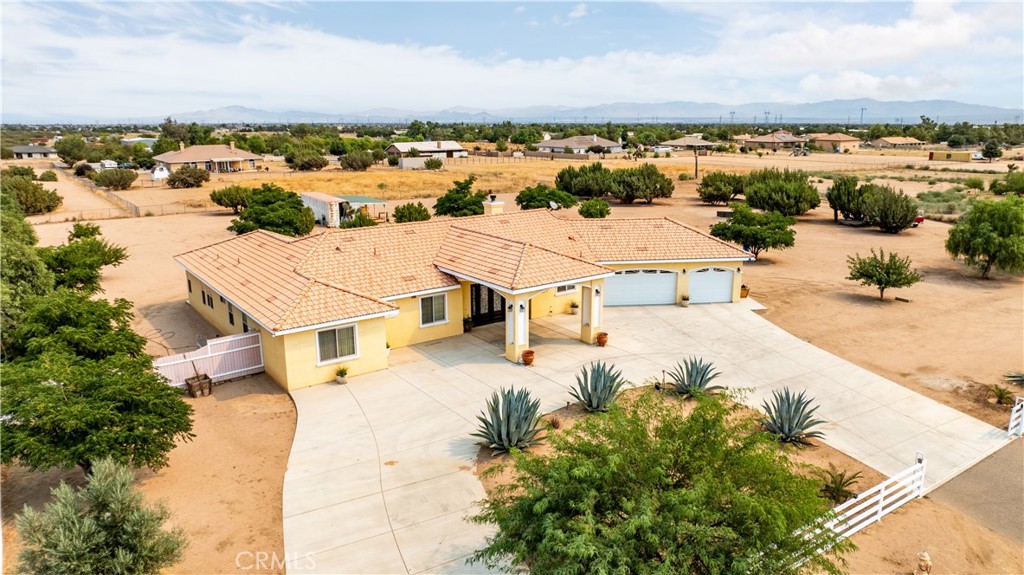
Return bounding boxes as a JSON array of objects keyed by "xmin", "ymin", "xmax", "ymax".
[
  {"xmin": 689, "ymin": 268, "xmax": 734, "ymax": 304},
  {"xmin": 604, "ymin": 269, "xmax": 677, "ymax": 306}
]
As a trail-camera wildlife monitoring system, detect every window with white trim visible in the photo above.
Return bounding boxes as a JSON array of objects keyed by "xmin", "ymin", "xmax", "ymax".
[
  {"xmin": 556, "ymin": 285, "xmax": 577, "ymax": 294},
  {"xmin": 420, "ymin": 294, "xmax": 447, "ymax": 326},
  {"xmin": 317, "ymin": 325, "xmax": 357, "ymax": 363},
  {"xmin": 241, "ymin": 313, "xmax": 250, "ymax": 333},
  {"xmin": 228, "ymin": 302, "xmax": 235, "ymax": 326}
]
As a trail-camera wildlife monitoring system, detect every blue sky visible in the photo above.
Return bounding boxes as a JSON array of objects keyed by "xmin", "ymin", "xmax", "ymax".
[{"xmin": 2, "ymin": 1, "xmax": 1022, "ymax": 120}]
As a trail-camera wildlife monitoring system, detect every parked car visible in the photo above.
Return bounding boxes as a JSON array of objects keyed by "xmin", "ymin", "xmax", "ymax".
[
  {"xmin": 971, "ymin": 152, "xmax": 984, "ymax": 161},
  {"xmin": 911, "ymin": 212, "xmax": 925, "ymax": 227}
]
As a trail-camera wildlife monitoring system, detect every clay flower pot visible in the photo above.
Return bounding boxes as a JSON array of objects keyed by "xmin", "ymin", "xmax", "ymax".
[
  {"xmin": 521, "ymin": 350, "xmax": 535, "ymax": 366},
  {"xmin": 740, "ymin": 285, "xmax": 750, "ymax": 298},
  {"xmin": 596, "ymin": 332, "xmax": 609, "ymax": 347}
]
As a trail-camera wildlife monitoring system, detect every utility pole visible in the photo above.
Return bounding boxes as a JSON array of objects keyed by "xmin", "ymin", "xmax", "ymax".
[
  {"xmin": 729, "ymin": 111, "xmax": 736, "ymax": 124},
  {"xmin": 764, "ymin": 111, "xmax": 770, "ymax": 125},
  {"xmin": 693, "ymin": 147, "xmax": 699, "ymax": 179},
  {"xmin": 860, "ymin": 107, "xmax": 867, "ymax": 125}
]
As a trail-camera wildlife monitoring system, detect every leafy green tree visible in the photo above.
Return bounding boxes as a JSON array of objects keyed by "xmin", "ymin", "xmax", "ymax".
[
  {"xmin": 166, "ymin": 166, "xmax": 210, "ymax": 189},
  {"xmin": 744, "ymin": 168, "xmax": 820, "ymax": 216},
  {"xmin": 158, "ymin": 117, "xmax": 189, "ymax": 142},
  {"xmin": 423, "ymin": 157, "xmax": 444, "ymax": 170},
  {"xmin": 946, "ymin": 195, "xmax": 1024, "ymax": 278},
  {"xmin": 862, "ymin": 185, "xmax": 918, "ymax": 233},
  {"xmin": 93, "ymin": 168, "xmax": 138, "ymax": 190},
  {"xmin": 227, "ymin": 183, "xmax": 315, "ymax": 236},
  {"xmin": 1, "ymin": 175, "xmax": 62, "ymax": 214},
  {"xmin": 150, "ymin": 136, "xmax": 180, "ymax": 156},
  {"xmin": 946, "ymin": 134, "xmax": 966, "ymax": 148},
  {"xmin": 612, "ymin": 163, "xmax": 674, "ymax": 204},
  {"xmin": 54, "ymin": 134, "xmax": 89, "ymax": 164},
  {"xmin": 74, "ymin": 162, "xmax": 95, "ymax": 177},
  {"xmin": 495, "ymin": 139, "xmax": 509, "ymax": 152},
  {"xmin": 434, "ymin": 175, "xmax": 487, "ymax": 217},
  {"xmin": 515, "ymin": 184, "xmax": 578, "ymax": 210},
  {"xmin": 990, "ymin": 172, "xmax": 1024, "ymax": 196},
  {"xmin": 246, "ymin": 135, "xmax": 268, "ymax": 155},
  {"xmin": 555, "ymin": 162, "xmax": 618, "ymax": 198},
  {"xmin": 2, "ymin": 351, "xmax": 194, "ymax": 475},
  {"xmin": 825, "ymin": 175, "xmax": 863, "ymax": 221},
  {"xmin": 846, "ymin": 248, "xmax": 923, "ymax": 300},
  {"xmin": 0, "ymin": 147, "xmax": 13, "ymax": 159},
  {"xmin": 37, "ymin": 170, "xmax": 58, "ymax": 182},
  {"xmin": 578, "ymin": 198, "xmax": 611, "ymax": 218},
  {"xmin": 15, "ymin": 458, "xmax": 187, "ymax": 574},
  {"xmin": 982, "ymin": 141, "xmax": 1003, "ymax": 162},
  {"xmin": 37, "ymin": 224, "xmax": 128, "ymax": 294},
  {"xmin": 407, "ymin": 147, "xmax": 421, "ymax": 158},
  {"xmin": 209, "ymin": 185, "xmax": 254, "ymax": 214},
  {"xmin": 697, "ymin": 172, "xmax": 744, "ymax": 206},
  {"xmin": 286, "ymin": 149, "xmax": 329, "ymax": 171},
  {"xmin": 470, "ymin": 392, "xmax": 850, "ymax": 574},
  {"xmin": 3, "ymin": 166, "xmax": 36, "ymax": 179},
  {"xmin": 1, "ymin": 245, "xmax": 55, "ymax": 357},
  {"xmin": 393, "ymin": 201, "xmax": 431, "ymax": 223},
  {"xmin": 710, "ymin": 204, "xmax": 796, "ymax": 258},
  {"xmin": 338, "ymin": 151, "xmax": 374, "ymax": 171}
]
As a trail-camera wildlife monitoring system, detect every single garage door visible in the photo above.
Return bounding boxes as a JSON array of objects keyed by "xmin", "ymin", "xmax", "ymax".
[
  {"xmin": 689, "ymin": 268, "xmax": 734, "ymax": 304},
  {"xmin": 604, "ymin": 269, "xmax": 677, "ymax": 306}
]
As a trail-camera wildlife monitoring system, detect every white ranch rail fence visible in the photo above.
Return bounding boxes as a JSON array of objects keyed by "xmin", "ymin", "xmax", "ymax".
[
  {"xmin": 1009, "ymin": 397, "xmax": 1024, "ymax": 437},
  {"xmin": 154, "ymin": 333, "xmax": 264, "ymax": 387}
]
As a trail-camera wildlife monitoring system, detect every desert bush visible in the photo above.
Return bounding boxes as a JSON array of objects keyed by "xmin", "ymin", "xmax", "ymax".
[
  {"xmin": 824, "ymin": 175, "xmax": 867, "ymax": 221},
  {"xmin": 697, "ymin": 171, "xmax": 743, "ymax": 205},
  {"xmin": 209, "ymin": 185, "xmax": 253, "ymax": 214},
  {"xmin": 963, "ymin": 177, "xmax": 985, "ymax": 191},
  {"xmin": 423, "ymin": 157, "xmax": 443, "ymax": 170},
  {"xmin": 761, "ymin": 388, "xmax": 826, "ymax": 445},
  {"xmin": 37, "ymin": 170, "xmax": 58, "ymax": 182},
  {"xmin": 569, "ymin": 361, "xmax": 627, "ymax": 412},
  {"xmin": 862, "ymin": 185, "xmax": 918, "ymax": 233},
  {"xmin": 393, "ymin": 201, "xmax": 431, "ymax": 223},
  {"xmin": 339, "ymin": 212, "xmax": 378, "ymax": 228},
  {"xmin": 372, "ymin": 149, "xmax": 386, "ymax": 163},
  {"xmin": 93, "ymin": 168, "xmax": 138, "ymax": 190},
  {"xmin": 946, "ymin": 195, "xmax": 1024, "ymax": 278},
  {"xmin": 515, "ymin": 184, "xmax": 577, "ymax": 210},
  {"xmin": 387, "ymin": 155, "xmax": 399, "ymax": 167},
  {"xmin": 709, "ymin": 203, "xmax": 796, "ymax": 258},
  {"xmin": 677, "ymin": 172, "xmax": 693, "ymax": 181},
  {"xmin": 846, "ymin": 248, "xmax": 922, "ymax": 300},
  {"xmin": 0, "ymin": 147, "xmax": 12, "ymax": 159},
  {"xmin": 1, "ymin": 176, "xmax": 62, "ymax": 215},
  {"xmin": 286, "ymin": 149, "xmax": 329, "ymax": 171},
  {"xmin": 666, "ymin": 357, "xmax": 724, "ymax": 398},
  {"xmin": 166, "ymin": 166, "xmax": 210, "ymax": 189},
  {"xmin": 743, "ymin": 168, "xmax": 820, "ymax": 216},
  {"xmin": 555, "ymin": 162, "xmax": 618, "ymax": 198},
  {"xmin": 73, "ymin": 162, "xmax": 95, "ymax": 177},
  {"xmin": 990, "ymin": 172, "xmax": 1024, "ymax": 196},
  {"xmin": 3, "ymin": 166, "xmax": 35, "ymax": 179},
  {"xmin": 578, "ymin": 198, "xmax": 610, "ymax": 218},
  {"xmin": 338, "ymin": 151, "xmax": 374, "ymax": 171},
  {"xmin": 471, "ymin": 387, "xmax": 543, "ymax": 454}
]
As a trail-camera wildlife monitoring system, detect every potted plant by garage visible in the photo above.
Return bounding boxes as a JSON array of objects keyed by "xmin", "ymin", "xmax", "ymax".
[
  {"xmin": 569, "ymin": 300, "xmax": 579, "ymax": 315},
  {"xmin": 740, "ymin": 284, "xmax": 750, "ymax": 298},
  {"xmin": 463, "ymin": 316, "xmax": 474, "ymax": 333},
  {"xmin": 680, "ymin": 296, "xmax": 690, "ymax": 308},
  {"xmin": 596, "ymin": 332, "xmax": 609, "ymax": 347},
  {"xmin": 335, "ymin": 366, "xmax": 349, "ymax": 385},
  {"xmin": 521, "ymin": 349, "xmax": 535, "ymax": 366}
]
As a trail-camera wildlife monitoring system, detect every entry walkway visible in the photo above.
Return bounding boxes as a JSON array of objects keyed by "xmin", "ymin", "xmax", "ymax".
[{"xmin": 284, "ymin": 301, "xmax": 1008, "ymax": 574}]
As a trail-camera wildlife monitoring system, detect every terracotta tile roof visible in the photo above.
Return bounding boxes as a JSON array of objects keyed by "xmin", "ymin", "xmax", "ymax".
[
  {"xmin": 154, "ymin": 144, "xmax": 262, "ymax": 164},
  {"xmin": 816, "ymin": 133, "xmax": 861, "ymax": 142},
  {"xmin": 435, "ymin": 228, "xmax": 611, "ymax": 291},
  {"xmin": 568, "ymin": 217, "xmax": 751, "ymax": 262},
  {"xmin": 452, "ymin": 211, "xmax": 595, "ymax": 260},
  {"xmin": 537, "ymin": 135, "xmax": 620, "ymax": 150}
]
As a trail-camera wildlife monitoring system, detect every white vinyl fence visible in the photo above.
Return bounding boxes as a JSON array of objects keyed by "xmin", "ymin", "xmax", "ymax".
[
  {"xmin": 1009, "ymin": 397, "xmax": 1024, "ymax": 438},
  {"xmin": 154, "ymin": 332, "xmax": 264, "ymax": 387}
]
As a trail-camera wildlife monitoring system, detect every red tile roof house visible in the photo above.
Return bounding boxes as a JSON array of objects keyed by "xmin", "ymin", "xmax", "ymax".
[
  {"xmin": 153, "ymin": 142, "xmax": 263, "ymax": 174},
  {"xmin": 742, "ymin": 130, "xmax": 809, "ymax": 150},
  {"xmin": 536, "ymin": 135, "xmax": 623, "ymax": 154},
  {"xmin": 175, "ymin": 204, "xmax": 751, "ymax": 391}
]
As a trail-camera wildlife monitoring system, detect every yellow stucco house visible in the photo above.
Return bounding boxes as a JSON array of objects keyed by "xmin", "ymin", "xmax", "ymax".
[{"xmin": 175, "ymin": 203, "xmax": 752, "ymax": 391}]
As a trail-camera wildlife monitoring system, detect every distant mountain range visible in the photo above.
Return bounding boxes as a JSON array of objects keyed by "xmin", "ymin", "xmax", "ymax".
[{"xmin": 5, "ymin": 99, "xmax": 1022, "ymax": 125}]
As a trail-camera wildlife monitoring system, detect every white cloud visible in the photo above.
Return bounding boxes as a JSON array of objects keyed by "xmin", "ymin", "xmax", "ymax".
[
  {"xmin": 514, "ymin": 6, "xmax": 526, "ymax": 14},
  {"xmin": 568, "ymin": 3, "xmax": 588, "ymax": 19}
]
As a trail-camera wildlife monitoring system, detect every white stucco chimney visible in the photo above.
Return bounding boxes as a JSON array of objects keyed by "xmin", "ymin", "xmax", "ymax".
[
  {"xmin": 483, "ymin": 194, "xmax": 504, "ymax": 216},
  {"xmin": 437, "ymin": 140, "xmax": 442, "ymax": 149},
  {"xmin": 229, "ymin": 141, "xmax": 236, "ymax": 150},
  {"xmin": 178, "ymin": 141, "xmax": 185, "ymax": 151}
]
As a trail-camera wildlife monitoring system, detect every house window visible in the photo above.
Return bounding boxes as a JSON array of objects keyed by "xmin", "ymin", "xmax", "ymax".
[
  {"xmin": 228, "ymin": 303, "xmax": 235, "ymax": 326},
  {"xmin": 187, "ymin": 279, "xmax": 192, "ymax": 293},
  {"xmin": 248, "ymin": 160, "xmax": 256, "ymax": 168},
  {"xmin": 556, "ymin": 285, "xmax": 576, "ymax": 295},
  {"xmin": 242, "ymin": 313, "xmax": 250, "ymax": 333},
  {"xmin": 201, "ymin": 290, "xmax": 207, "ymax": 305},
  {"xmin": 420, "ymin": 294, "xmax": 447, "ymax": 326},
  {"xmin": 317, "ymin": 325, "xmax": 357, "ymax": 364},
  {"xmin": 219, "ymin": 295, "xmax": 226, "ymax": 303},
  {"xmin": 205, "ymin": 161, "xmax": 213, "ymax": 171}
]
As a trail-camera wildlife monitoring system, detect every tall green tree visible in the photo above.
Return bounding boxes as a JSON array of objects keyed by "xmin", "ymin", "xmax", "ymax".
[
  {"xmin": 37, "ymin": 225, "xmax": 128, "ymax": 294},
  {"xmin": 227, "ymin": 183, "xmax": 315, "ymax": 236},
  {"xmin": 555, "ymin": 162, "xmax": 619, "ymax": 198},
  {"xmin": 862, "ymin": 185, "xmax": 918, "ymax": 233},
  {"xmin": 982, "ymin": 141, "xmax": 1003, "ymax": 162},
  {"xmin": 54, "ymin": 134, "xmax": 90, "ymax": 164},
  {"xmin": 846, "ymin": 248, "xmax": 923, "ymax": 300},
  {"xmin": 209, "ymin": 185, "xmax": 254, "ymax": 214},
  {"xmin": 945, "ymin": 196, "xmax": 1024, "ymax": 278},
  {"xmin": 612, "ymin": 163, "xmax": 674, "ymax": 204},
  {"xmin": 471, "ymin": 392, "xmax": 851, "ymax": 574},
  {"xmin": 16, "ymin": 458, "xmax": 187, "ymax": 574},
  {"xmin": 744, "ymin": 168, "xmax": 820, "ymax": 216},
  {"xmin": 514, "ymin": 184, "xmax": 578, "ymax": 210},
  {"xmin": 434, "ymin": 175, "xmax": 487, "ymax": 217},
  {"xmin": 825, "ymin": 175, "xmax": 862, "ymax": 221},
  {"xmin": 710, "ymin": 204, "xmax": 796, "ymax": 258},
  {"xmin": 392, "ymin": 201, "xmax": 432, "ymax": 223}
]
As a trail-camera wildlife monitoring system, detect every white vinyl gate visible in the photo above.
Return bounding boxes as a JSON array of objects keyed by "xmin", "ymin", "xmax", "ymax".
[
  {"xmin": 154, "ymin": 332, "xmax": 264, "ymax": 388},
  {"xmin": 689, "ymin": 267, "xmax": 734, "ymax": 304},
  {"xmin": 604, "ymin": 269, "xmax": 677, "ymax": 306}
]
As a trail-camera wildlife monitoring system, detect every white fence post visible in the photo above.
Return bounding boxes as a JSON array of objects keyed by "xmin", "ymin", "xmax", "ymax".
[{"xmin": 1009, "ymin": 397, "xmax": 1024, "ymax": 438}]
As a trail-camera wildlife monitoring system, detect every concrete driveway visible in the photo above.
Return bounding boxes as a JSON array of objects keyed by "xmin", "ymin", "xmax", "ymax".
[{"xmin": 283, "ymin": 300, "xmax": 1009, "ymax": 574}]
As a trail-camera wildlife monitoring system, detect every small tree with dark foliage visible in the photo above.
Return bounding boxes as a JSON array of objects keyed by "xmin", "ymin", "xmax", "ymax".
[
  {"xmin": 209, "ymin": 185, "xmax": 254, "ymax": 214},
  {"xmin": 946, "ymin": 195, "xmax": 1024, "ymax": 278},
  {"xmin": 287, "ymin": 149, "xmax": 329, "ymax": 171},
  {"xmin": 697, "ymin": 171, "xmax": 744, "ymax": 206},
  {"xmin": 423, "ymin": 157, "xmax": 443, "ymax": 170},
  {"xmin": 846, "ymin": 248, "xmax": 922, "ymax": 300},
  {"xmin": 515, "ymin": 184, "xmax": 578, "ymax": 210},
  {"xmin": 339, "ymin": 151, "xmax": 374, "ymax": 171},
  {"xmin": 434, "ymin": 175, "xmax": 487, "ymax": 217},
  {"xmin": 93, "ymin": 168, "xmax": 138, "ymax": 191},
  {"xmin": 578, "ymin": 198, "xmax": 610, "ymax": 218},
  {"xmin": 611, "ymin": 163, "xmax": 674, "ymax": 204},
  {"xmin": 393, "ymin": 202, "xmax": 431, "ymax": 223},
  {"xmin": 744, "ymin": 168, "xmax": 820, "ymax": 216},
  {"xmin": 166, "ymin": 165, "xmax": 210, "ymax": 189},
  {"xmin": 862, "ymin": 185, "xmax": 918, "ymax": 233},
  {"xmin": 227, "ymin": 184, "xmax": 314, "ymax": 236},
  {"xmin": 710, "ymin": 204, "xmax": 796, "ymax": 258}
]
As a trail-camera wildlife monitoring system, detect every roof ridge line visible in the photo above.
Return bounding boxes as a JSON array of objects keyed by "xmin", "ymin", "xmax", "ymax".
[
  {"xmin": 173, "ymin": 228, "xmax": 306, "ymax": 258},
  {"xmin": 662, "ymin": 217, "xmax": 751, "ymax": 256}
]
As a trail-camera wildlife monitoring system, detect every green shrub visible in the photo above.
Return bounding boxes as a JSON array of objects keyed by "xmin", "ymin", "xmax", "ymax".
[
  {"xmin": 2, "ymin": 166, "xmax": 36, "ymax": 179},
  {"xmin": 816, "ymin": 465, "xmax": 862, "ymax": 504},
  {"xmin": 338, "ymin": 151, "xmax": 374, "ymax": 171},
  {"xmin": 1, "ymin": 176, "xmax": 62, "ymax": 214},
  {"xmin": 434, "ymin": 175, "xmax": 487, "ymax": 217},
  {"xmin": 945, "ymin": 195, "xmax": 1024, "ymax": 278},
  {"xmin": 339, "ymin": 212, "xmax": 378, "ymax": 228},
  {"xmin": 578, "ymin": 198, "xmax": 610, "ymax": 218},
  {"xmin": 846, "ymin": 248, "xmax": 922, "ymax": 300},
  {"xmin": 569, "ymin": 361, "xmax": 627, "ymax": 412},
  {"xmin": 37, "ymin": 170, "xmax": 58, "ymax": 182},
  {"xmin": 515, "ymin": 184, "xmax": 578, "ymax": 210},
  {"xmin": 990, "ymin": 172, "xmax": 1024, "ymax": 196},
  {"xmin": 166, "ymin": 166, "xmax": 210, "ymax": 189},
  {"xmin": 677, "ymin": 172, "xmax": 693, "ymax": 181},
  {"xmin": 226, "ymin": 183, "xmax": 314, "ymax": 236},
  {"xmin": 555, "ymin": 162, "xmax": 617, "ymax": 198},
  {"xmin": 93, "ymin": 168, "xmax": 138, "ymax": 191},
  {"xmin": 666, "ymin": 357, "xmax": 724, "ymax": 398},
  {"xmin": 0, "ymin": 147, "xmax": 12, "ymax": 159},
  {"xmin": 423, "ymin": 157, "xmax": 443, "ymax": 170},
  {"xmin": 73, "ymin": 163, "xmax": 95, "ymax": 177},
  {"xmin": 387, "ymin": 155, "xmax": 399, "ymax": 167},
  {"xmin": 209, "ymin": 185, "xmax": 254, "ymax": 214},
  {"xmin": 697, "ymin": 172, "xmax": 743, "ymax": 205},
  {"xmin": 862, "ymin": 185, "xmax": 918, "ymax": 233},
  {"xmin": 611, "ymin": 164, "xmax": 674, "ymax": 204},
  {"xmin": 287, "ymin": 149, "xmax": 330, "ymax": 171},
  {"xmin": 393, "ymin": 201, "xmax": 431, "ymax": 223},
  {"xmin": 824, "ymin": 175, "xmax": 866, "ymax": 221},
  {"xmin": 991, "ymin": 385, "xmax": 1014, "ymax": 406},
  {"xmin": 471, "ymin": 387, "xmax": 543, "ymax": 454},
  {"xmin": 963, "ymin": 177, "xmax": 985, "ymax": 191},
  {"xmin": 709, "ymin": 203, "xmax": 796, "ymax": 258},
  {"xmin": 743, "ymin": 168, "xmax": 820, "ymax": 216},
  {"xmin": 761, "ymin": 388, "xmax": 826, "ymax": 445}
]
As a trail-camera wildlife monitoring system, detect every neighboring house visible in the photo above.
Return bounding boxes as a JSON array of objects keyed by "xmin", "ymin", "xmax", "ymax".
[
  {"xmin": 301, "ymin": 193, "xmax": 387, "ymax": 227},
  {"xmin": 153, "ymin": 142, "xmax": 262, "ymax": 173},
  {"xmin": 741, "ymin": 131, "xmax": 808, "ymax": 149},
  {"xmin": 536, "ymin": 135, "xmax": 623, "ymax": 154},
  {"xmin": 121, "ymin": 137, "xmax": 158, "ymax": 149},
  {"xmin": 660, "ymin": 136, "xmax": 716, "ymax": 151},
  {"xmin": 385, "ymin": 141, "xmax": 467, "ymax": 158},
  {"xmin": 869, "ymin": 136, "xmax": 926, "ymax": 148},
  {"xmin": 11, "ymin": 145, "xmax": 55, "ymax": 159},
  {"xmin": 809, "ymin": 133, "xmax": 862, "ymax": 152},
  {"xmin": 176, "ymin": 206, "xmax": 752, "ymax": 391}
]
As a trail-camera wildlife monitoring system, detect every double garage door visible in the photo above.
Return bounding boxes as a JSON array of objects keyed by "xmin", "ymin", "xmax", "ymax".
[{"xmin": 604, "ymin": 268, "xmax": 733, "ymax": 306}]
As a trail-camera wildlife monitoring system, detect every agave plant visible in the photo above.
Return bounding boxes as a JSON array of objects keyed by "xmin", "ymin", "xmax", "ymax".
[
  {"xmin": 471, "ymin": 387, "xmax": 543, "ymax": 454},
  {"xmin": 1004, "ymin": 372, "xmax": 1024, "ymax": 386},
  {"xmin": 761, "ymin": 387, "xmax": 826, "ymax": 445},
  {"xmin": 570, "ymin": 361, "xmax": 627, "ymax": 412},
  {"xmin": 816, "ymin": 464, "xmax": 863, "ymax": 504},
  {"xmin": 666, "ymin": 357, "xmax": 724, "ymax": 398}
]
